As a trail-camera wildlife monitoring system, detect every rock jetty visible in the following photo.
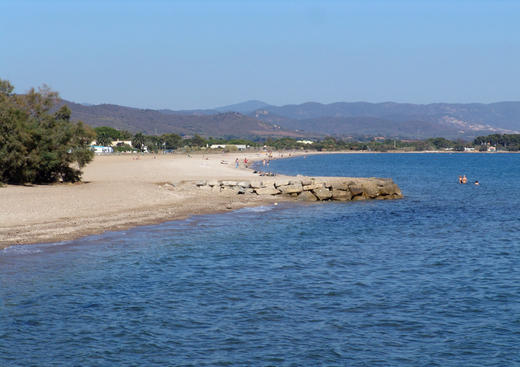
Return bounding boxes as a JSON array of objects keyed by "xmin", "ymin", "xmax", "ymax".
[{"xmin": 189, "ymin": 176, "xmax": 403, "ymax": 202}]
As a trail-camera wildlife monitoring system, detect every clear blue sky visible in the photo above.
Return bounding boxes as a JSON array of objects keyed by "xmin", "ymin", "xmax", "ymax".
[{"xmin": 2, "ymin": 0, "xmax": 519, "ymax": 109}]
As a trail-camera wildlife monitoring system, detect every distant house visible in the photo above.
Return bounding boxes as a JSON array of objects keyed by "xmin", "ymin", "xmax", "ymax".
[
  {"xmin": 111, "ymin": 140, "xmax": 133, "ymax": 147},
  {"xmin": 487, "ymin": 146, "xmax": 496, "ymax": 152},
  {"xmin": 464, "ymin": 147, "xmax": 475, "ymax": 152},
  {"xmin": 210, "ymin": 144, "xmax": 248, "ymax": 151},
  {"xmin": 91, "ymin": 145, "xmax": 114, "ymax": 154},
  {"xmin": 297, "ymin": 140, "xmax": 314, "ymax": 145}
]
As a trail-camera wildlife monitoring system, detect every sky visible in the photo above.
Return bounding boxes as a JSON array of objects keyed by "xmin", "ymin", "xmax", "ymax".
[{"xmin": 2, "ymin": 0, "xmax": 519, "ymax": 109}]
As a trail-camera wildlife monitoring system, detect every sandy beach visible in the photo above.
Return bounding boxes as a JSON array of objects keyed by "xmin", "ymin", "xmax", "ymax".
[{"xmin": 0, "ymin": 152, "xmax": 295, "ymax": 249}]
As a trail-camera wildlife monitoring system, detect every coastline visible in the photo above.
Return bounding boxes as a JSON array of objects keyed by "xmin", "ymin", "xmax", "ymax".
[
  {"xmin": 0, "ymin": 152, "xmax": 296, "ymax": 250},
  {"xmin": 2, "ymin": 149, "xmax": 512, "ymax": 250},
  {"xmin": 1, "ymin": 149, "xmax": 512, "ymax": 250}
]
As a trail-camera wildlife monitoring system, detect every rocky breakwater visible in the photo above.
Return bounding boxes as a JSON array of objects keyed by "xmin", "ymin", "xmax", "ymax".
[{"xmin": 191, "ymin": 177, "xmax": 403, "ymax": 202}]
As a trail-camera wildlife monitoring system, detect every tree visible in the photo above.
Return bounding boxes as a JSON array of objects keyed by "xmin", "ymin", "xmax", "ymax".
[
  {"xmin": 96, "ymin": 132, "xmax": 112, "ymax": 147},
  {"xmin": 0, "ymin": 79, "xmax": 95, "ymax": 184},
  {"xmin": 145, "ymin": 135, "xmax": 161, "ymax": 153},
  {"xmin": 186, "ymin": 134, "xmax": 207, "ymax": 147},
  {"xmin": 132, "ymin": 132, "xmax": 146, "ymax": 151},
  {"xmin": 94, "ymin": 126, "xmax": 121, "ymax": 140},
  {"xmin": 160, "ymin": 133, "xmax": 182, "ymax": 149}
]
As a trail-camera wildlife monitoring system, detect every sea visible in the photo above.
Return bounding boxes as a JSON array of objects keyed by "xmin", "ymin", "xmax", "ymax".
[{"xmin": 1, "ymin": 153, "xmax": 519, "ymax": 366}]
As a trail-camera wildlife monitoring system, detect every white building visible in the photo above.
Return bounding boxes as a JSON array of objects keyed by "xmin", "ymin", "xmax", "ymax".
[
  {"xmin": 91, "ymin": 145, "xmax": 114, "ymax": 154},
  {"xmin": 210, "ymin": 144, "xmax": 248, "ymax": 151},
  {"xmin": 111, "ymin": 140, "xmax": 133, "ymax": 147}
]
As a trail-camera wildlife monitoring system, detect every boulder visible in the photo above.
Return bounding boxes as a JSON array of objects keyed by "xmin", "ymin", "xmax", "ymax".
[
  {"xmin": 297, "ymin": 190, "xmax": 318, "ymax": 201},
  {"xmin": 312, "ymin": 187, "xmax": 332, "ymax": 200},
  {"xmin": 195, "ymin": 180, "xmax": 207, "ymax": 186},
  {"xmin": 392, "ymin": 191, "xmax": 403, "ymax": 199},
  {"xmin": 254, "ymin": 187, "xmax": 281, "ymax": 195},
  {"xmin": 302, "ymin": 183, "xmax": 323, "ymax": 191},
  {"xmin": 278, "ymin": 182, "xmax": 303, "ymax": 195},
  {"xmin": 332, "ymin": 189, "xmax": 352, "ymax": 201},
  {"xmin": 348, "ymin": 185, "xmax": 364, "ymax": 197},
  {"xmin": 331, "ymin": 182, "xmax": 349, "ymax": 191},
  {"xmin": 362, "ymin": 182, "xmax": 379, "ymax": 198},
  {"xmin": 221, "ymin": 180, "xmax": 238, "ymax": 186},
  {"xmin": 300, "ymin": 178, "xmax": 313, "ymax": 186},
  {"xmin": 274, "ymin": 180, "xmax": 290, "ymax": 187},
  {"xmin": 237, "ymin": 181, "xmax": 251, "ymax": 188},
  {"xmin": 207, "ymin": 180, "xmax": 218, "ymax": 187},
  {"xmin": 377, "ymin": 180, "xmax": 401, "ymax": 196}
]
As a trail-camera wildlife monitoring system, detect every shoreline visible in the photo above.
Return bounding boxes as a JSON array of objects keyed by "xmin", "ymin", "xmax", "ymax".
[
  {"xmin": 0, "ymin": 152, "xmax": 299, "ymax": 250},
  {"xmin": 1, "ymin": 149, "xmax": 513, "ymax": 250}
]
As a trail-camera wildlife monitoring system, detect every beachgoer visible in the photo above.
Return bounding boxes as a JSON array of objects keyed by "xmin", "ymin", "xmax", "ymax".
[
  {"xmin": 474, "ymin": 180, "xmax": 480, "ymax": 186},
  {"xmin": 262, "ymin": 159, "xmax": 266, "ymax": 167},
  {"xmin": 462, "ymin": 175, "xmax": 468, "ymax": 184},
  {"xmin": 458, "ymin": 175, "xmax": 463, "ymax": 184},
  {"xmin": 235, "ymin": 158, "xmax": 239, "ymax": 168}
]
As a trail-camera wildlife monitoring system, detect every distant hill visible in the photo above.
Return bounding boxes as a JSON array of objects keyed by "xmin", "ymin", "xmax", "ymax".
[
  {"xmin": 62, "ymin": 100, "xmax": 303, "ymax": 138},
  {"xmin": 248, "ymin": 101, "xmax": 520, "ymax": 139},
  {"xmin": 214, "ymin": 100, "xmax": 270, "ymax": 114},
  {"xmin": 62, "ymin": 99, "xmax": 520, "ymax": 139}
]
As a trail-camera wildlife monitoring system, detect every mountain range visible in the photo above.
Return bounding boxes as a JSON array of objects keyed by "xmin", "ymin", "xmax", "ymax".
[{"xmin": 63, "ymin": 99, "xmax": 520, "ymax": 140}]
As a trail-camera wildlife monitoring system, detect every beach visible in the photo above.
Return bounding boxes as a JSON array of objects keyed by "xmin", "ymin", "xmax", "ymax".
[{"xmin": 0, "ymin": 152, "xmax": 293, "ymax": 249}]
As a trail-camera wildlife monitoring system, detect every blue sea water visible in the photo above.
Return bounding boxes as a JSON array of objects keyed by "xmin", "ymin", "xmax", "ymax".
[{"xmin": 1, "ymin": 153, "xmax": 519, "ymax": 366}]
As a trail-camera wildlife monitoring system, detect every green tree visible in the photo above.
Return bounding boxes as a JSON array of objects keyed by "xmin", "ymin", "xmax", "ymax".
[
  {"xmin": 186, "ymin": 134, "xmax": 207, "ymax": 147},
  {"xmin": 145, "ymin": 135, "xmax": 161, "ymax": 153},
  {"xmin": 132, "ymin": 132, "xmax": 146, "ymax": 151},
  {"xmin": 94, "ymin": 126, "xmax": 121, "ymax": 140},
  {"xmin": 0, "ymin": 79, "xmax": 95, "ymax": 184},
  {"xmin": 160, "ymin": 133, "xmax": 182, "ymax": 149},
  {"xmin": 96, "ymin": 132, "xmax": 112, "ymax": 146}
]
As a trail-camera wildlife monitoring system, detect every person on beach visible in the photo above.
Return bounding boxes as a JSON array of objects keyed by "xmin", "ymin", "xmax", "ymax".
[{"xmin": 235, "ymin": 158, "xmax": 239, "ymax": 168}]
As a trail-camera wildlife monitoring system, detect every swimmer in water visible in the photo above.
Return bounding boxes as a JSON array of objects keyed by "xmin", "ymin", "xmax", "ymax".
[{"xmin": 474, "ymin": 180, "xmax": 480, "ymax": 186}]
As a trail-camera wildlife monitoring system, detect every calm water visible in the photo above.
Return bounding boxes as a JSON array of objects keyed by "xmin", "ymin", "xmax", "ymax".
[{"xmin": 1, "ymin": 153, "xmax": 519, "ymax": 366}]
